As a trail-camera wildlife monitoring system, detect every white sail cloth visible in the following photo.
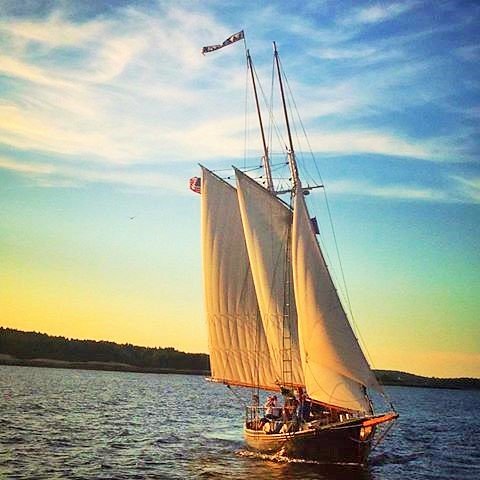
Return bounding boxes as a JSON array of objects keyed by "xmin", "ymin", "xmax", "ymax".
[
  {"xmin": 291, "ymin": 189, "xmax": 381, "ymax": 412},
  {"xmin": 201, "ymin": 167, "xmax": 278, "ymax": 390},
  {"xmin": 235, "ymin": 169, "xmax": 304, "ymax": 387}
]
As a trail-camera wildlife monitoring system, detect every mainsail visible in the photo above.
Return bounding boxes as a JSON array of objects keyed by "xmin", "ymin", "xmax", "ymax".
[
  {"xmin": 235, "ymin": 168, "xmax": 304, "ymax": 387},
  {"xmin": 291, "ymin": 188, "xmax": 381, "ymax": 412},
  {"xmin": 201, "ymin": 166, "xmax": 278, "ymax": 390}
]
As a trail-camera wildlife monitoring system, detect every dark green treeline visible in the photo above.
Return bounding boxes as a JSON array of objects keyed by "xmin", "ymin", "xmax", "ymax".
[
  {"xmin": 1, "ymin": 327, "xmax": 479, "ymax": 389},
  {"xmin": 0, "ymin": 327, "xmax": 209, "ymax": 372}
]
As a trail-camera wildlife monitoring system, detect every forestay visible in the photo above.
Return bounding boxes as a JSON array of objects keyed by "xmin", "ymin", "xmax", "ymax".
[
  {"xmin": 291, "ymin": 188, "xmax": 381, "ymax": 412},
  {"xmin": 201, "ymin": 167, "xmax": 277, "ymax": 390},
  {"xmin": 235, "ymin": 168, "xmax": 304, "ymax": 387}
]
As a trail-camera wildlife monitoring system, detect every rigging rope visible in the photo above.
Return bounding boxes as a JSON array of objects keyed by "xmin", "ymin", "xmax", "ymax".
[
  {"xmin": 371, "ymin": 419, "xmax": 397, "ymax": 451},
  {"xmin": 226, "ymin": 384, "xmax": 251, "ymax": 407}
]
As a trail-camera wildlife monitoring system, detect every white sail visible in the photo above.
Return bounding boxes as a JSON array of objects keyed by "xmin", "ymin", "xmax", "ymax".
[
  {"xmin": 201, "ymin": 167, "xmax": 278, "ymax": 390},
  {"xmin": 291, "ymin": 189, "xmax": 380, "ymax": 412},
  {"xmin": 235, "ymin": 168, "xmax": 304, "ymax": 387}
]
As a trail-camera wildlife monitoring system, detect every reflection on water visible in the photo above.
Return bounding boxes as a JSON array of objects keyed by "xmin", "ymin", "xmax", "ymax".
[{"xmin": 1, "ymin": 366, "xmax": 479, "ymax": 479}]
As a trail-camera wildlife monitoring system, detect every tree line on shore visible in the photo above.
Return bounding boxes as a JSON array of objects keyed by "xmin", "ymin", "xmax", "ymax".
[
  {"xmin": 0, "ymin": 327, "xmax": 209, "ymax": 372},
  {"xmin": 1, "ymin": 327, "xmax": 478, "ymax": 389}
]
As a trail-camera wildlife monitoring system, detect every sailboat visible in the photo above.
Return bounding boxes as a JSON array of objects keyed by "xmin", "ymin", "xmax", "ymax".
[{"xmin": 195, "ymin": 34, "xmax": 398, "ymax": 465}]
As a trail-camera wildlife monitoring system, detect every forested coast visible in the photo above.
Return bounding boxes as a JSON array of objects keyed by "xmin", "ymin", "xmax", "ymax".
[
  {"xmin": 1, "ymin": 327, "xmax": 478, "ymax": 389},
  {"xmin": 0, "ymin": 327, "xmax": 209, "ymax": 375}
]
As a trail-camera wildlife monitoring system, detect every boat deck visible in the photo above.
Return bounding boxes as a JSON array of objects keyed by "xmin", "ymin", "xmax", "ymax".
[{"xmin": 244, "ymin": 411, "xmax": 398, "ymax": 463}]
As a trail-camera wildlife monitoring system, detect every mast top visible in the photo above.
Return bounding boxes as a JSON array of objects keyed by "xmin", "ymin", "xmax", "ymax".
[
  {"xmin": 273, "ymin": 42, "xmax": 301, "ymax": 191},
  {"xmin": 247, "ymin": 48, "xmax": 274, "ymax": 193}
]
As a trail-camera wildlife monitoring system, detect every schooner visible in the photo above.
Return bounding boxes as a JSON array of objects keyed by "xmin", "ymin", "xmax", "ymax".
[{"xmin": 194, "ymin": 32, "xmax": 398, "ymax": 465}]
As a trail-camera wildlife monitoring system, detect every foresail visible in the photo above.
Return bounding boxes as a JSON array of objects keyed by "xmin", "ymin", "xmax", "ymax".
[
  {"xmin": 235, "ymin": 169, "xmax": 304, "ymax": 387},
  {"xmin": 291, "ymin": 189, "xmax": 381, "ymax": 412},
  {"xmin": 201, "ymin": 167, "xmax": 278, "ymax": 390}
]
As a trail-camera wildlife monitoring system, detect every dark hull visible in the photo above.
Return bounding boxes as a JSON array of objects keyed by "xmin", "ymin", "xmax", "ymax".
[{"xmin": 244, "ymin": 421, "xmax": 374, "ymax": 465}]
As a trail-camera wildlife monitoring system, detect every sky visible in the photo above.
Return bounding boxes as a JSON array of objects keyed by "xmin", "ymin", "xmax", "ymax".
[{"xmin": 0, "ymin": 0, "xmax": 479, "ymax": 378}]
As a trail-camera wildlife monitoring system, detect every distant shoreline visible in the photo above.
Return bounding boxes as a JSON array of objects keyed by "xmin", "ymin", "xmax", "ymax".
[
  {"xmin": 0, "ymin": 355, "xmax": 209, "ymax": 376},
  {"xmin": 0, "ymin": 327, "xmax": 210, "ymax": 375},
  {"xmin": 1, "ymin": 327, "xmax": 479, "ymax": 390},
  {"xmin": 1, "ymin": 356, "xmax": 479, "ymax": 390},
  {"xmin": 374, "ymin": 369, "xmax": 480, "ymax": 391}
]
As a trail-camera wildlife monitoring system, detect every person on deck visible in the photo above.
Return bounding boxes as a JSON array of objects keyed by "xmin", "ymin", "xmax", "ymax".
[
  {"xmin": 297, "ymin": 387, "xmax": 311, "ymax": 422},
  {"xmin": 283, "ymin": 395, "xmax": 299, "ymax": 422},
  {"xmin": 260, "ymin": 395, "xmax": 280, "ymax": 426}
]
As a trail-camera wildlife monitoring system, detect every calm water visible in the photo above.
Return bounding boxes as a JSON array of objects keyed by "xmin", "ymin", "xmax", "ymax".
[{"xmin": 1, "ymin": 366, "xmax": 479, "ymax": 479}]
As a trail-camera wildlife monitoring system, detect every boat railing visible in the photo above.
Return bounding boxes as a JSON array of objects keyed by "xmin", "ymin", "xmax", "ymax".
[
  {"xmin": 245, "ymin": 405, "xmax": 365, "ymax": 431},
  {"xmin": 245, "ymin": 405, "xmax": 267, "ymax": 421},
  {"xmin": 245, "ymin": 405, "xmax": 298, "ymax": 433},
  {"xmin": 244, "ymin": 406, "xmax": 263, "ymax": 431}
]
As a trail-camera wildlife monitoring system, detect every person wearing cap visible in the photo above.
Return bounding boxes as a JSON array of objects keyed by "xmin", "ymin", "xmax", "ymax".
[
  {"xmin": 265, "ymin": 395, "xmax": 280, "ymax": 418},
  {"xmin": 260, "ymin": 395, "xmax": 281, "ymax": 427}
]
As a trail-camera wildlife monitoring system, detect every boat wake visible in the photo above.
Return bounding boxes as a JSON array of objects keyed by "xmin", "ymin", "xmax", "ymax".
[{"xmin": 235, "ymin": 448, "xmax": 364, "ymax": 467}]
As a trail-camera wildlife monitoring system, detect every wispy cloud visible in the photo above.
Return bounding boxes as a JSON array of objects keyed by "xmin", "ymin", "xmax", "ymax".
[
  {"xmin": 0, "ymin": 12, "xmax": 108, "ymax": 47},
  {"xmin": 0, "ymin": 5, "xmax": 247, "ymax": 170},
  {"xmin": 0, "ymin": 154, "xmax": 187, "ymax": 193},
  {"xmin": 326, "ymin": 178, "xmax": 448, "ymax": 202},
  {"xmin": 456, "ymin": 44, "xmax": 480, "ymax": 62},
  {"xmin": 0, "ymin": 1, "xmax": 478, "ymax": 198},
  {"xmin": 0, "ymin": 155, "xmax": 54, "ymax": 175},
  {"xmin": 312, "ymin": 46, "xmax": 379, "ymax": 61},
  {"xmin": 0, "ymin": 54, "xmax": 73, "ymax": 88},
  {"xmin": 451, "ymin": 175, "xmax": 480, "ymax": 203},
  {"xmin": 348, "ymin": 2, "xmax": 419, "ymax": 25},
  {"xmin": 303, "ymin": 130, "xmax": 433, "ymax": 160},
  {"xmin": 324, "ymin": 177, "xmax": 480, "ymax": 204},
  {"xmin": 0, "ymin": 101, "xmax": 139, "ymax": 162}
]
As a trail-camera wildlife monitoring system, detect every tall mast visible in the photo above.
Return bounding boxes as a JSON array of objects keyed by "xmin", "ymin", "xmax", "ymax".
[
  {"xmin": 273, "ymin": 42, "xmax": 297, "ymax": 391},
  {"xmin": 246, "ymin": 49, "xmax": 274, "ymax": 192},
  {"xmin": 273, "ymin": 42, "xmax": 300, "ymax": 190}
]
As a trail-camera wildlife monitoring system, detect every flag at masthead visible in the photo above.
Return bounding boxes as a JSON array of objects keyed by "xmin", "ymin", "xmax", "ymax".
[{"xmin": 202, "ymin": 30, "xmax": 244, "ymax": 54}]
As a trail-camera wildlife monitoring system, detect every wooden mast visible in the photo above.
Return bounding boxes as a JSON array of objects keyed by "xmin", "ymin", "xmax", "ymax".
[
  {"xmin": 246, "ymin": 49, "xmax": 274, "ymax": 193},
  {"xmin": 245, "ymin": 46, "xmax": 274, "ymax": 400},
  {"xmin": 273, "ymin": 41, "xmax": 297, "ymax": 390},
  {"xmin": 273, "ymin": 41, "xmax": 300, "ymax": 190}
]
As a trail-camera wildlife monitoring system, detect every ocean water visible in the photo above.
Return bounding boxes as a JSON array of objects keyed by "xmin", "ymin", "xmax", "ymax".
[{"xmin": 1, "ymin": 365, "xmax": 479, "ymax": 479}]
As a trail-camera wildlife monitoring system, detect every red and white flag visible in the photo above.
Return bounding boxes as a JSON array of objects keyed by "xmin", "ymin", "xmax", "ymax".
[{"xmin": 189, "ymin": 176, "xmax": 201, "ymax": 194}]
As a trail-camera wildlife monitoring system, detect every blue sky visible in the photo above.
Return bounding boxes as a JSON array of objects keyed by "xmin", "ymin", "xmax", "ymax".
[{"xmin": 0, "ymin": 0, "xmax": 479, "ymax": 377}]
